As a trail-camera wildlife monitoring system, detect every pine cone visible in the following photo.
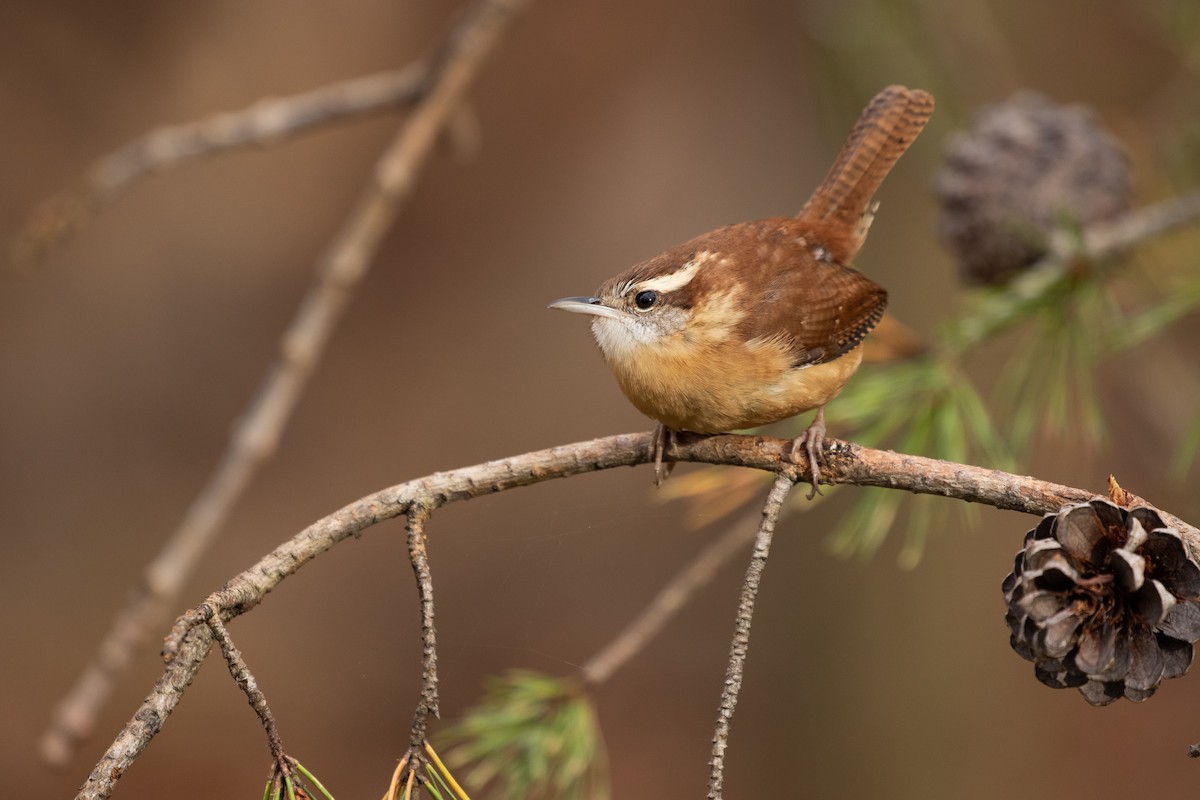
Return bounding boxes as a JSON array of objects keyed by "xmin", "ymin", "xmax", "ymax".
[
  {"xmin": 936, "ymin": 92, "xmax": 1132, "ymax": 285},
  {"xmin": 1002, "ymin": 500, "xmax": 1200, "ymax": 705}
]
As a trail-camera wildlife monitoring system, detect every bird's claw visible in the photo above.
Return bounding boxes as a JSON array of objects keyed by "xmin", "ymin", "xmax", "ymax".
[
  {"xmin": 788, "ymin": 407, "xmax": 827, "ymax": 500},
  {"xmin": 652, "ymin": 424, "xmax": 677, "ymax": 487}
]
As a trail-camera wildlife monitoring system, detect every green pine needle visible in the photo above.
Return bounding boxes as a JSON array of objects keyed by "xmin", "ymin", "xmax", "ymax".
[
  {"xmin": 293, "ymin": 761, "xmax": 335, "ymax": 800},
  {"xmin": 438, "ymin": 672, "xmax": 608, "ymax": 800}
]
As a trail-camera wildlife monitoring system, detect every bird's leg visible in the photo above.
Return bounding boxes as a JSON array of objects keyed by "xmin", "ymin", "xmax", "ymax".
[
  {"xmin": 652, "ymin": 423, "xmax": 677, "ymax": 486},
  {"xmin": 789, "ymin": 406, "xmax": 827, "ymax": 500}
]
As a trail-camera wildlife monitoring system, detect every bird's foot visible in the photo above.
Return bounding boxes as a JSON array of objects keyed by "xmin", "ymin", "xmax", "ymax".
[
  {"xmin": 652, "ymin": 424, "xmax": 677, "ymax": 487},
  {"xmin": 788, "ymin": 407, "xmax": 827, "ymax": 500}
]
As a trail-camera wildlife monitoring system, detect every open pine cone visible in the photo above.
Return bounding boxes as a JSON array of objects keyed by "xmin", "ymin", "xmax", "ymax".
[{"xmin": 1002, "ymin": 499, "xmax": 1200, "ymax": 705}]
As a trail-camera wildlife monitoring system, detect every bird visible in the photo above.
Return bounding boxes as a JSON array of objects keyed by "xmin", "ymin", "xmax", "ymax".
[{"xmin": 549, "ymin": 85, "xmax": 934, "ymax": 497}]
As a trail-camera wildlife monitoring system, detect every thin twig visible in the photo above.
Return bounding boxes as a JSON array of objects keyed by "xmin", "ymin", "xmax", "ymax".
[
  {"xmin": 581, "ymin": 517, "xmax": 760, "ymax": 687},
  {"xmin": 75, "ymin": 622, "xmax": 216, "ymax": 800},
  {"xmin": 43, "ymin": 0, "xmax": 529, "ymax": 768},
  {"xmin": 207, "ymin": 612, "xmax": 292, "ymax": 779},
  {"xmin": 405, "ymin": 504, "xmax": 439, "ymax": 770},
  {"xmin": 77, "ymin": 431, "xmax": 1198, "ymax": 800},
  {"xmin": 1067, "ymin": 188, "xmax": 1200, "ymax": 258},
  {"xmin": 707, "ymin": 474, "xmax": 793, "ymax": 800},
  {"xmin": 10, "ymin": 66, "xmax": 427, "ymax": 269},
  {"xmin": 949, "ymin": 190, "xmax": 1200, "ymax": 352}
]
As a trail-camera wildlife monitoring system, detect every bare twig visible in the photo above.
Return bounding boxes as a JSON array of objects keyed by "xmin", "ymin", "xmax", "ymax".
[
  {"xmin": 405, "ymin": 504, "xmax": 439, "ymax": 776},
  {"xmin": 77, "ymin": 431, "xmax": 1198, "ymax": 800},
  {"xmin": 707, "ymin": 474, "xmax": 793, "ymax": 800},
  {"xmin": 950, "ymin": 190, "xmax": 1200, "ymax": 352},
  {"xmin": 75, "ymin": 621, "xmax": 216, "ymax": 800},
  {"xmin": 10, "ymin": 65, "xmax": 428, "ymax": 269},
  {"xmin": 1065, "ymin": 188, "xmax": 1200, "ymax": 258},
  {"xmin": 43, "ymin": 0, "xmax": 529, "ymax": 768},
  {"xmin": 206, "ymin": 612, "xmax": 292, "ymax": 779},
  {"xmin": 581, "ymin": 516, "xmax": 760, "ymax": 687}
]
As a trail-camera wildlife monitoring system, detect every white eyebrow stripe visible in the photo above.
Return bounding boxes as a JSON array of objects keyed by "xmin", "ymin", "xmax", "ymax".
[{"xmin": 635, "ymin": 258, "xmax": 702, "ymax": 294}]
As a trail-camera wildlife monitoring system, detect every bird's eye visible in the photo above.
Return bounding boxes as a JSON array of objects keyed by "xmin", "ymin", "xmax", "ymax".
[{"xmin": 634, "ymin": 290, "xmax": 658, "ymax": 310}]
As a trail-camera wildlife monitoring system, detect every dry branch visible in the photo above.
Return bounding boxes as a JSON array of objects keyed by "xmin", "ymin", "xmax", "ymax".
[
  {"xmin": 405, "ymin": 503, "xmax": 440, "ymax": 772},
  {"xmin": 42, "ymin": 0, "xmax": 530, "ymax": 768},
  {"xmin": 10, "ymin": 67, "xmax": 427, "ymax": 268},
  {"xmin": 581, "ymin": 515, "xmax": 761, "ymax": 687},
  {"xmin": 1062, "ymin": 188, "xmax": 1200, "ymax": 259},
  {"xmin": 75, "ymin": 430, "xmax": 1195, "ymax": 800},
  {"xmin": 207, "ymin": 613, "xmax": 291, "ymax": 777},
  {"xmin": 707, "ymin": 474, "xmax": 793, "ymax": 800}
]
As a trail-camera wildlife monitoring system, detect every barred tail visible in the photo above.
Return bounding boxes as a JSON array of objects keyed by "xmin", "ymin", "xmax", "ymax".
[{"xmin": 799, "ymin": 86, "xmax": 934, "ymax": 261}]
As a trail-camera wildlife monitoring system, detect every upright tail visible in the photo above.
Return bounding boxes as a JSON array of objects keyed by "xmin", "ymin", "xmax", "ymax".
[{"xmin": 799, "ymin": 85, "xmax": 934, "ymax": 263}]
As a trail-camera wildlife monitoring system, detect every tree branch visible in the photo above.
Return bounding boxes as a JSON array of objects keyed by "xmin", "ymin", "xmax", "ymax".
[
  {"xmin": 948, "ymin": 189, "xmax": 1200, "ymax": 352},
  {"xmin": 74, "ymin": 623, "xmax": 215, "ymax": 800},
  {"xmin": 708, "ymin": 474, "xmax": 793, "ymax": 800},
  {"xmin": 581, "ymin": 515, "xmax": 760, "ymax": 687},
  {"xmin": 1067, "ymin": 188, "xmax": 1200, "ymax": 259},
  {"xmin": 405, "ymin": 503, "xmax": 439, "ymax": 775},
  {"xmin": 206, "ymin": 612, "xmax": 292, "ymax": 780},
  {"xmin": 163, "ymin": 430, "xmax": 1199, "ymax": 655},
  {"xmin": 77, "ymin": 430, "xmax": 1198, "ymax": 800},
  {"xmin": 9, "ymin": 66, "xmax": 433, "ymax": 269},
  {"xmin": 42, "ymin": 0, "xmax": 530, "ymax": 768}
]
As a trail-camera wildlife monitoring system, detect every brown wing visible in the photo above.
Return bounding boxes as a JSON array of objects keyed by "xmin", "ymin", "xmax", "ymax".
[
  {"xmin": 736, "ymin": 251, "xmax": 887, "ymax": 368},
  {"xmin": 799, "ymin": 86, "xmax": 934, "ymax": 262}
]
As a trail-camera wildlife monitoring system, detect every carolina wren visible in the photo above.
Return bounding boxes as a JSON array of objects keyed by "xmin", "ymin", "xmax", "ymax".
[{"xmin": 550, "ymin": 85, "xmax": 933, "ymax": 496}]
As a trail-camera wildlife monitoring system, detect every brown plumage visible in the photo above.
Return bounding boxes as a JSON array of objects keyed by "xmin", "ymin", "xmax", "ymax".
[
  {"xmin": 801, "ymin": 85, "xmax": 937, "ymax": 262},
  {"xmin": 550, "ymin": 85, "xmax": 934, "ymax": 494}
]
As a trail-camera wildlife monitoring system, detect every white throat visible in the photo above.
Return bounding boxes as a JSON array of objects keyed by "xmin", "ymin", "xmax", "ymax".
[{"xmin": 591, "ymin": 315, "xmax": 658, "ymax": 359}]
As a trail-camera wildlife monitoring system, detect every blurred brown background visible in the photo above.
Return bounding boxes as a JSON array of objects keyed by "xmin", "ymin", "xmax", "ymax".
[{"xmin": 3, "ymin": 0, "xmax": 1200, "ymax": 797}]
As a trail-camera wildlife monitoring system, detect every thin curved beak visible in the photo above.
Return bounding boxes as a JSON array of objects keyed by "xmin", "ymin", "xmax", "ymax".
[{"xmin": 548, "ymin": 296, "xmax": 630, "ymax": 321}]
